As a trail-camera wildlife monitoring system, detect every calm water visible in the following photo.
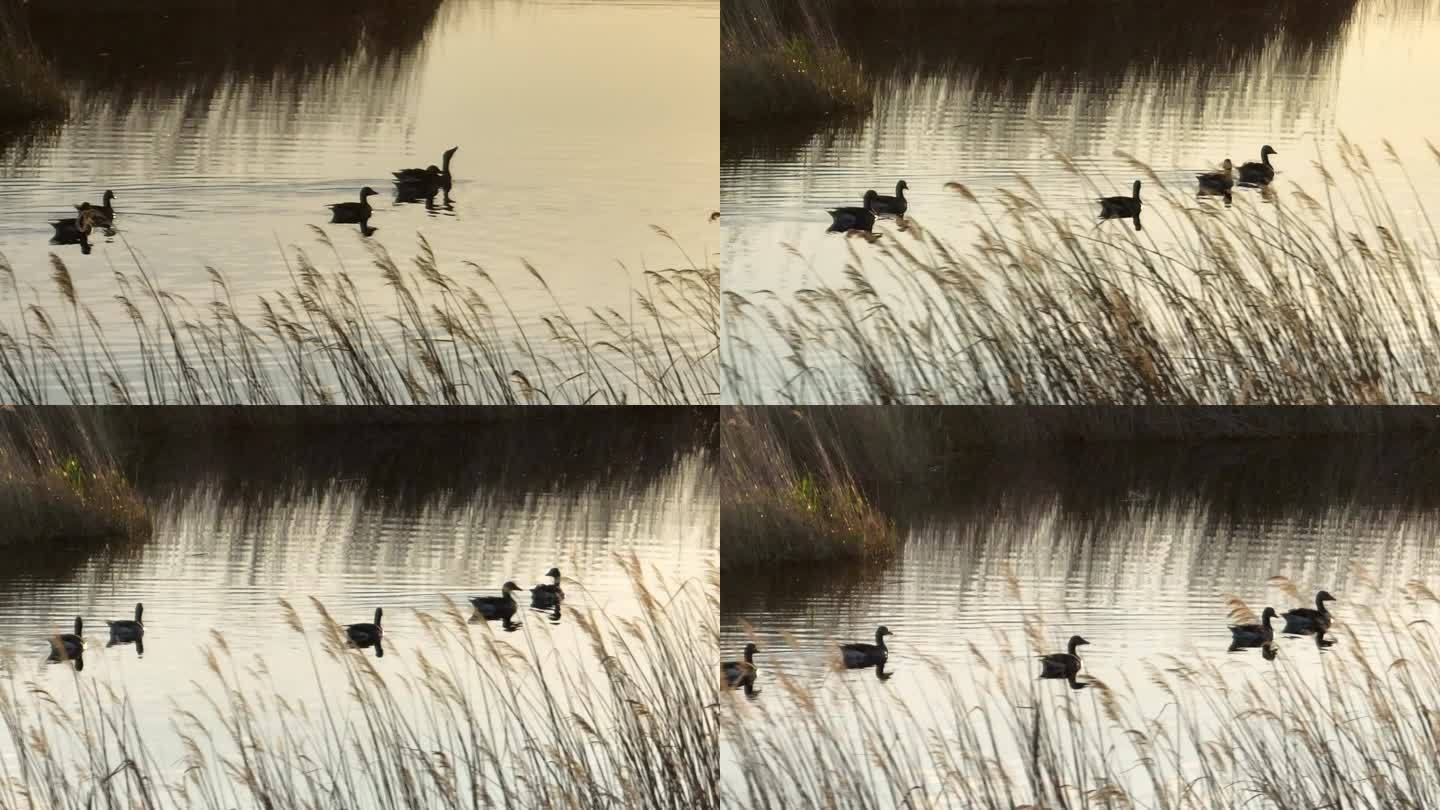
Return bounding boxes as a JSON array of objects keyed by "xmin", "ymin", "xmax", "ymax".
[
  {"xmin": 720, "ymin": 438, "xmax": 1440, "ymax": 803},
  {"xmin": 0, "ymin": 0, "xmax": 718, "ymax": 391},
  {"xmin": 0, "ymin": 417, "xmax": 718, "ymax": 798},
  {"xmin": 721, "ymin": 0, "xmax": 1440, "ymax": 399}
]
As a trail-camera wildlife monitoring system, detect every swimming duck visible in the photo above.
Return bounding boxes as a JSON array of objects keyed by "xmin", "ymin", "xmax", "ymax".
[
  {"xmin": 51, "ymin": 203, "xmax": 97, "ymax": 241},
  {"xmin": 530, "ymin": 567, "xmax": 564, "ymax": 608},
  {"xmin": 329, "ymin": 187, "xmax": 378, "ymax": 224},
  {"xmin": 1228, "ymin": 606, "xmax": 1276, "ymax": 647},
  {"xmin": 394, "ymin": 146, "xmax": 458, "ymax": 193},
  {"xmin": 1197, "ymin": 159, "xmax": 1235, "ymax": 194},
  {"xmin": 827, "ymin": 191, "xmax": 878, "ymax": 233},
  {"xmin": 867, "ymin": 180, "xmax": 908, "ymax": 216},
  {"xmin": 75, "ymin": 190, "xmax": 116, "ymax": 227},
  {"xmin": 1238, "ymin": 145, "xmax": 1277, "ymax": 186},
  {"xmin": 49, "ymin": 616, "xmax": 85, "ymax": 661},
  {"xmin": 1039, "ymin": 635, "xmax": 1089, "ymax": 679},
  {"xmin": 471, "ymin": 582, "xmax": 523, "ymax": 621},
  {"xmin": 1283, "ymin": 590, "xmax": 1335, "ymax": 634},
  {"xmin": 722, "ymin": 643, "xmax": 759, "ymax": 688},
  {"xmin": 106, "ymin": 602, "xmax": 145, "ymax": 642},
  {"xmin": 346, "ymin": 607, "xmax": 384, "ymax": 646},
  {"xmin": 1098, "ymin": 181, "xmax": 1142, "ymax": 220},
  {"xmin": 840, "ymin": 625, "xmax": 892, "ymax": 667}
]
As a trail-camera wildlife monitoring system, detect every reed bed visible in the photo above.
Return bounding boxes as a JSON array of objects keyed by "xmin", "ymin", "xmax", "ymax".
[
  {"xmin": 722, "ymin": 406, "xmax": 896, "ymax": 569},
  {"xmin": 0, "ymin": 558, "xmax": 718, "ymax": 810},
  {"xmin": 0, "ymin": 229, "xmax": 718, "ymax": 405},
  {"xmin": 0, "ymin": 409, "xmax": 149, "ymax": 546},
  {"xmin": 725, "ymin": 140, "xmax": 1440, "ymax": 404},
  {"xmin": 722, "ymin": 587, "xmax": 1440, "ymax": 809},
  {"xmin": 0, "ymin": 0, "xmax": 64, "ymax": 126}
]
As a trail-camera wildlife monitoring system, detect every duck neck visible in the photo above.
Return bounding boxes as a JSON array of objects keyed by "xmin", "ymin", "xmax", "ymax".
[
  {"xmin": 1315, "ymin": 595, "xmax": 1328, "ymax": 615},
  {"xmin": 875, "ymin": 631, "xmax": 887, "ymax": 651},
  {"xmin": 895, "ymin": 183, "xmax": 906, "ymax": 200},
  {"xmin": 442, "ymin": 153, "xmax": 453, "ymax": 176},
  {"xmin": 1068, "ymin": 639, "xmax": 1082, "ymax": 657},
  {"xmin": 744, "ymin": 647, "xmax": 754, "ymax": 664},
  {"xmin": 1262, "ymin": 152, "xmax": 1272, "ymax": 168}
]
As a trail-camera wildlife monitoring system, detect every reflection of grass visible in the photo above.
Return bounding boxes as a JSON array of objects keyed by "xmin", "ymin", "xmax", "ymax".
[
  {"xmin": 0, "ymin": 230, "xmax": 718, "ymax": 404},
  {"xmin": 0, "ymin": 409, "xmax": 150, "ymax": 545},
  {"xmin": 0, "ymin": 559, "xmax": 719, "ymax": 809},
  {"xmin": 723, "ymin": 590, "xmax": 1440, "ymax": 808},
  {"xmin": 722, "ymin": 407, "xmax": 896, "ymax": 568},
  {"xmin": 722, "ymin": 34, "xmax": 870, "ymax": 124},
  {"xmin": 726, "ymin": 142, "xmax": 1440, "ymax": 404},
  {"xmin": 0, "ymin": 0, "xmax": 64, "ymax": 126}
]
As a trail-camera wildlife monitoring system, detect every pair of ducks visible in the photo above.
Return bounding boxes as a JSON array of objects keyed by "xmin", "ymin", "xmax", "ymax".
[
  {"xmin": 1228, "ymin": 590, "xmax": 1336, "ymax": 647},
  {"xmin": 50, "ymin": 190, "xmax": 119, "ymax": 249},
  {"xmin": 47, "ymin": 603, "xmax": 146, "ymax": 670},
  {"xmin": 1098, "ymin": 145, "xmax": 1280, "ymax": 229},
  {"xmin": 341, "ymin": 567, "xmax": 565, "ymax": 652},
  {"xmin": 328, "ymin": 147, "xmax": 459, "ymax": 228},
  {"xmin": 826, "ymin": 180, "xmax": 909, "ymax": 233}
]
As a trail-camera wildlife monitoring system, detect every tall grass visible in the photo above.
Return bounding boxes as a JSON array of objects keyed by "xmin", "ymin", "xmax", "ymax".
[
  {"xmin": 0, "ymin": 409, "xmax": 149, "ymax": 546},
  {"xmin": 725, "ymin": 139, "xmax": 1440, "ymax": 404},
  {"xmin": 722, "ymin": 407, "xmax": 896, "ymax": 569},
  {"xmin": 0, "ymin": 230, "xmax": 718, "ymax": 404},
  {"xmin": 722, "ymin": 589, "xmax": 1440, "ymax": 808},
  {"xmin": 0, "ymin": 0, "xmax": 65, "ymax": 126},
  {"xmin": 0, "ymin": 557, "xmax": 718, "ymax": 809}
]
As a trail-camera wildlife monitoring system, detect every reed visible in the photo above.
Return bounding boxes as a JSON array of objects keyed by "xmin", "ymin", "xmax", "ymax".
[
  {"xmin": 0, "ymin": 409, "xmax": 149, "ymax": 546},
  {"xmin": 722, "ymin": 589, "xmax": 1440, "ymax": 808},
  {"xmin": 722, "ymin": 407, "xmax": 897, "ymax": 569},
  {"xmin": 0, "ymin": 558, "xmax": 718, "ymax": 809},
  {"xmin": 0, "ymin": 0, "xmax": 65, "ymax": 126},
  {"xmin": 0, "ymin": 229, "xmax": 718, "ymax": 405},
  {"xmin": 725, "ymin": 139, "xmax": 1440, "ymax": 404}
]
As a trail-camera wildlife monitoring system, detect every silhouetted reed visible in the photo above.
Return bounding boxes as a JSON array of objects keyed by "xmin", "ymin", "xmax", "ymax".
[
  {"xmin": 0, "ymin": 229, "xmax": 718, "ymax": 404},
  {"xmin": 725, "ymin": 140, "xmax": 1440, "ymax": 404},
  {"xmin": 0, "ymin": 0, "xmax": 64, "ymax": 126},
  {"xmin": 0, "ymin": 558, "xmax": 718, "ymax": 809}
]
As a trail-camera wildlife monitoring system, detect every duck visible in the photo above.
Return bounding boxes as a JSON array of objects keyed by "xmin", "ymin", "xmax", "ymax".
[
  {"xmin": 394, "ymin": 146, "xmax": 458, "ymax": 193},
  {"xmin": 867, "ymin": 180, "xmax": 908, "ymax": 216},
  {"xmin": 51, "ymin": 203, "xmax": 97, "ymax": 241},
  {"xmin": 840, "ymin": 625, "xmax": 892, "ymax": 667},
  {"xmin": 530, "ymin": 567, "xmax": 564, "ymax": 608},
  {"xmin": 722, "ymin": 643, "xmax": 759, "ymax": 689},
  {"xmin": 1197, "ymin": 159, "xmax": 1235, "ymax": 194},
  {"xmin": 346, "ymin": 607, "xmax": 383, "ymax": 646},
  {"xmin": 1283, "ymin": 590, "xmax": 1335, "ymax": 634},
  {"xmin": 1238, "ymin": 145, "xmax": 1277, "ymax": 186},
  {"xmin": 75, "ymin": 190, "xmax": 116, "ymax": 227},
  {"xmin": 1098, "ymin": 181, "xmax": 1142, "ymax": 220},
  {"xmin": 106, "ymin": 602, "xmax": 145, "ymax": 642},
  {"xmin": 49, "ymin": 616, "xmax": 85, "ymax": 661},
  {"xmin": 1039, "ymin": 635, "xmax": 1089, "ymax": 679},
  {"xmin": 329, "ymin": 187, "xmax": 378, "ymax": 224},
  {"xmin": 471, "ymin": 582, "xmax": 522, "ymax": 621},
  {"xmin": 1228, "ymin": 606, "xmax": 1276, "ymax": 647},
  {"xmin": 827, "ymin": 191, "xmax": 878, "ymax": 233}
]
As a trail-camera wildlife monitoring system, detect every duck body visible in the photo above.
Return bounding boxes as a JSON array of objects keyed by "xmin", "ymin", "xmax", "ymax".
[
  {"xmin": 394, "ymin": 146, "xmax": 457, "ymax": 194},
  {"xmin": 75, "ymin": 190, "xmax": 116, "ymax": 228},
  {"xmin": 51, "ymin": 203, "xmax": 97, "ymax": 241},
  {"xmin": 867, "ymin": 180, "xmax": 908, "ymax": 216},
  {"xmin": 106, "ymin": 602, "xmax": 145, "ymax": 642},
  {"xmin": 471, "ymin": 582, "xmax": 522, "ymax": 620},
  {"xmin": 1040, "ymin": 635, "xmax": 1089, "ymax": 679},
  {"xmin": 329, "ymin": 187, "xmax": 378, "ymax": 224},
  {"xmin": 1283, "ymin": 590, "xmax": 1335, "ymax": 634},
  {"xmin": 530, "ymin": 567, "xmax": 564, "ymax": 609},
  {"xmin": 1229, "ymin": 606, "xmax": 1276, "ymax": 647},
  {"xmin": 722, "ymin": 643, "xmax": 759, "ymax": 688},
  {"xmin": 827, "ymin": 190, "xmax": 879, "ymax": 233},
  {"xmin": 346, "ymin": 607, "xmax": 384, "ymax": 646},
  {"xmin": 1098, "ymin": 181, "xmax": 1143, "ymax": 220},
  {"xmin": 1238, "ymin": 145, "xmax": 1277, "ymax": 186},
  {"xmin": 49, "ymin": 616, "xmax": 85, "ymax": 660},
  {"xmin": 840, "ymin": 625, "xmax": 892, "ymax": 668},
  {"xmin": 1197, "ymin": 159, "xmax": 1235, "ymax": 193}
]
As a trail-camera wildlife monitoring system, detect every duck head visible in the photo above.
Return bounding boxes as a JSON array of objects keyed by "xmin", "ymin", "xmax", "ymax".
[
  {"xmin": 1261, "ymin": 145, "xmax": 1277, "ymax": 158},
  {"xmin": 1260, "ymin": 606, "xmax": 1277, "ymax": 624},
  {"xmin": 895, "ymin": 180, "xmax": 909, "ymax": 194},
  {"xmin": 134, "ymin": 602, "xmax": 144, "ymax": 622},
  {"xmin": 545, "ymin": 567, "xmax": 562, "ymax": 580},
  {"xmin": 876, "ymin": 625, "xmax": 893, "ymax": 640},
  {"xmin": 1317, "ymin": 590, "xmax": 1336, "ymax": 605},
  {"xmin": 863, "ymin": 189, "xmax": 879, "ymax": 206},
  {"xmin": 374, "ymin": 606, "xmax": 384, "ymax": 626},
  {"xmin": 361, "ymin": 186, "xmax": 378, "ymax": 199},
  {"xmin": 1068, "ymin": 635, "xmax": 1090, "ymax": 653},
  {"xmin": 743, "ymin": 642, "xmax": 759, "ymax": 660},
  {"xmin": 1131, "ymin": 180, "xmax": 1142, "ymax": 198},
  {"xmin": 442, "ymin": 146, "xmax": 459, "ymax": 168},
  {"xmin": 102, "ymin": 190, "xmax": 115, "ymax": 206},
  {"xmin": 502, "ymin": 581, "xmax": 522, "ymax": 595},
  {"xmin": 1221, "ymin": 159, "xmax": 1234, "ymax": 173}
]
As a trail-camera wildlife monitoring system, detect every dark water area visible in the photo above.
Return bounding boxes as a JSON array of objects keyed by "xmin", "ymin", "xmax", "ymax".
[
  {"xmin": 1, "ymin": 0, "xmax": 719, "ymax": 396},
  {"xmin": 720, "ymin": 434, "xmax": 1440, "ymax": 800}
]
